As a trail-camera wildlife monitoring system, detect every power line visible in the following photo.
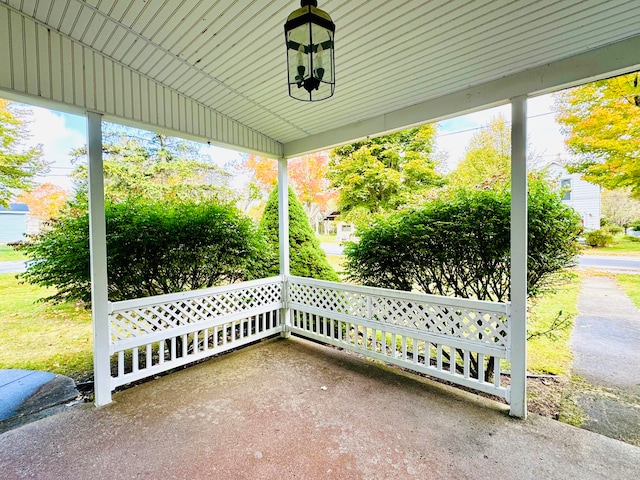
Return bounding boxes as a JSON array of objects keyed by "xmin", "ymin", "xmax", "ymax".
[{"xmin": 436, "ymin": 111, "xmax": 556, "ymax": 139}]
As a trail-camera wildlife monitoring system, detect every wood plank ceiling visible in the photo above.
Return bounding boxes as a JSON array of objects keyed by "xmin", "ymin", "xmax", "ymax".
[{"xmin": 1, "ymin": 0, "xmax": 639, "ymax": 158}]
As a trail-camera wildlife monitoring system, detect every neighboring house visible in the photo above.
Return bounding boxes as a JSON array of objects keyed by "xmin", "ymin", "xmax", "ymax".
[
  {"xmin": 323, "ymin": 211, "xmax": 355, "ymax": 242},
  {"xmin": 0, "ymin": 203, "xmax": 30, "ymax": 243},
  {"xmin": 547, "ymin": 162, "xmax": 601, "ymax": 231}
]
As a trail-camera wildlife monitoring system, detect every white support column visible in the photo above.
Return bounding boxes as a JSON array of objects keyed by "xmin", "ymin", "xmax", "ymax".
[
  {"xmin": 87, "ymin": 111, "xmax": 111, "ymax": 406},
  {"xmin": 278, "ymin": 157, "xmax": 291, "ymax": 338},
  {"xmin": 509, "ymin": 96, "xmax": 528, "ymax": 418}
]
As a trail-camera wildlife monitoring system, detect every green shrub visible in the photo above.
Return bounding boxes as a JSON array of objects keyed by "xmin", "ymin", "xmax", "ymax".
[
  {"xmin": 344, "ymin": 180, "xmax": 581, "ymax": 302},
  {"xmin": 584, "ymin": 229, "xmax": 614, "ymax": 247},
  {"xmin": 260, "ymin": 186, "xmax": 338, "ymax": 281},
  {"xmin": 630, "ymin": 220, "xmax": 640, "ymax": 231},
  {"xmin": 17, "ymin": 199, "xmax": 272, "ymax": 304},
  {"xmin": 603, "ymin": 224, "xmax": 624, "ymax": 236}
]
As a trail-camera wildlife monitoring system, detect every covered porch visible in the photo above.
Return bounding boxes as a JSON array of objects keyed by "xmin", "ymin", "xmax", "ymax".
[{"xmin": 1, "ymin": 0, "xmax": 640, "ymax": 427}]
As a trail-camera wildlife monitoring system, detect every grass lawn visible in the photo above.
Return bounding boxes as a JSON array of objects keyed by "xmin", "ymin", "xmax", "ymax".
[
  {"xmin": 0, "ymin": 273, "xmax": 93, "ymax": 382},
  {"xmin": 317, "ymin": 234, "xmax": 340, "ymax": 243},
  {"xmin": 326, "ymin": 254, "xmax": 346, "ymax": 279},
  {"xmin": 0, "ymin": 244, "xmax": 27, "ymax": 262},
  {"xmin": 616, "ymin": 274, "xmax": 640, "ymax": 309},
  {"xmin": 526, "ymin": 273, "xmax": 581, "ymax": 375},
  {"xmin": 580, "ymin": 238, "xmax": 640, "ymax": 257}
]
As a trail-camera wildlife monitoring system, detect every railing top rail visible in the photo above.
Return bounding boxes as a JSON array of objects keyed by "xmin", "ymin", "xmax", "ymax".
[
  {"xmin": 287, "ymin": 275, "xmax": 509, "ymax": 314},
  {"xmin": 108, "ymin": 276, "xmax": 284, "ymax": 313}
]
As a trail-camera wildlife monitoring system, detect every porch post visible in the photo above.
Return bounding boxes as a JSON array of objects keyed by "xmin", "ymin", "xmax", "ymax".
[
  {"xmin": 278, "ymin": 157, "xmax": 291, "ymax": 338},
  {"xmin": 509, "ymin": 96, "xmax": 528, "ymax": 418},
  {"xmin": 87, "ymin": 112, "xmax": 111, "ymax": 406}
]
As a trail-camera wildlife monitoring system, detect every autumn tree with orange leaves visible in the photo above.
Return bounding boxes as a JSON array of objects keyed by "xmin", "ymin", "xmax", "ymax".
[
  {"xmin": 17, "ymin": 182, "xmax": 69, "ymax": 221},
  {"xmin": 239, "ymin": 152, "xmax": 337, "ymax": 226}
]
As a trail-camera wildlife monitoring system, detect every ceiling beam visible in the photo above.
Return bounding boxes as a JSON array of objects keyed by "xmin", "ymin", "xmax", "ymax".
[{"xmin": 283, "ymin": 35, "xmax": 640, "ymax": 158}]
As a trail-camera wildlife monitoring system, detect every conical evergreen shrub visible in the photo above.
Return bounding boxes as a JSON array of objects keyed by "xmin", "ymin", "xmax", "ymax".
[{"xmin": 260, "ymin": 186, "xmax": 339, "ymax": 281}]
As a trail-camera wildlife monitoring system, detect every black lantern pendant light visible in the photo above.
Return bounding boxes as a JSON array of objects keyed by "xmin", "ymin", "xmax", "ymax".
[{"xmin": 284, "ymin": 0, "xmax": 335, "ymax": 101}]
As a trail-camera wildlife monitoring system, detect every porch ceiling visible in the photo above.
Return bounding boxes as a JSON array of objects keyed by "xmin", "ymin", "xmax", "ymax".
[{"xmin": 1, "ymin": 0, "xmax": 639, "ymax": 158}]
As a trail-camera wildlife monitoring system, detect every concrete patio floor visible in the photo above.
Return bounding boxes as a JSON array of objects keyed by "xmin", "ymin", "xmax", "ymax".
[{"xmin": 1, "ymin": 337, "xmax": 638, "ymax": 479}]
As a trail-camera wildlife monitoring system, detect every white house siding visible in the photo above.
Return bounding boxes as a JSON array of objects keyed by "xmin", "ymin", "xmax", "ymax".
[
  {"xmin": 0, "ymin": 208, "xmax": 28, "ymax": 243},
  {"xmin": 547, "ymin": 163, "xmax": 601, "ymax": 231}
]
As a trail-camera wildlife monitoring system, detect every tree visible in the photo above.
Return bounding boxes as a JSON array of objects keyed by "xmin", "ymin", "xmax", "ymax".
[
  {"xmin": 259, "ymin": 186, "xmax": 338, "ymax": 281},
  {"xmin": 601, "ymin": 188, "xmax": 640, "ymax": 228},
  {"xmin": 0, "ymin": 99, "xmax": 47, "ymax": 206},
  {"xmin": 328, "ymin": 125, "xmax": 442, "ymax": 224},
  {"xmin": 450, "ymin": 116, "xmax": 511, "ymax": 187},
  {"xmin": 238, "ymin": 154, "xmax": 278, "ymax": 195},
  {"xmin": 16, "ymin": 183, "xmax": 69, "ymax": 221},
  {"xmin": 238, "ymin": 152, "xmax": 337, "ymax": 226},
  {"xmin": 17, "ymin": 199, "xmax": 271, "ymax": 304},
  {"xmin": 288, "ymin": 151, "xmax": 338, "ymax": 227},
  {"xmin": 70, "ymin": 124, "xmax": 233, "ymax": 204},
  {"xmin": 554, "ymin": 72, "xmax": 640, "ymax": 199},
  {"xmin": 449, "ymin": 114, "xmax": 542, "ymax": 188}
]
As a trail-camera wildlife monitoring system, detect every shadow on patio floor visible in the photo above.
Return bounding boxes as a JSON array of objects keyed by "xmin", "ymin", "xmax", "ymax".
[{"xmin": 1, "ymin": 337, "xmax": 638, "ymax": 479}]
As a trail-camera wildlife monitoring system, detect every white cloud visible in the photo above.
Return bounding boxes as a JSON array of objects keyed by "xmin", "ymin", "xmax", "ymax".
[{"xmin": 23, "ymin": 106, "xmax": 86, "ymax": 190}]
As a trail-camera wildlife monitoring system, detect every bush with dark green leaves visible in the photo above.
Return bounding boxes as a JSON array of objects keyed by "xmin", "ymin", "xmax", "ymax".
[
  {"xmin": 344, "ymin": 180, "xmax": 581, "ymax": 302},
  {"xmin": 17, "ymin": 199, "xmax": 273, "ymax": 304},
  {"xmin": 260, "ymin": 186, "xmax": 338, "ymax": 281}
]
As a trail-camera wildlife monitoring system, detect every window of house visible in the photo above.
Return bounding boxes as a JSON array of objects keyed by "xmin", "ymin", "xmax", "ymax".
[{"xmin": 560, "ymin": 178, "xmax": 571, "ymax": 200}]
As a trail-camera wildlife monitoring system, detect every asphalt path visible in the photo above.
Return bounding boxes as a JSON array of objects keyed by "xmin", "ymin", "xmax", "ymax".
[
  {"xmin": 570, "ymin": 276, "xmax": 640, "ymax": 445},
  {"xmin": 320, "ymin": 242, "xmax": 344, "ymax": 256}
]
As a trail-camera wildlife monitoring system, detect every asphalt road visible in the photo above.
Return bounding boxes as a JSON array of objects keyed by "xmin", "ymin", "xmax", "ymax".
[
  {"xmin": 0, "ymin": 261, "xmax": 26, "ymax": 274},
  {"xmin": 577, "ymin": 255, "xmax": 640, "ymax": 271}
]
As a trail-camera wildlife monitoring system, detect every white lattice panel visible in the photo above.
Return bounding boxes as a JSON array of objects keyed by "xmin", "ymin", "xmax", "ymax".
[
  {"xmin": 288, "ymin": 283, "xmax": 367, "ymax": 317},
  {"xmin": 110, "ymin": 282, "xmax": 282, "ymax": 341},
  {"xmin": 370, "ymin": 297, "xmax": 508, "ymax": 348},
  {"xmin": 288, "ymin": 280, "xmax": 508, "ymax": 348}
]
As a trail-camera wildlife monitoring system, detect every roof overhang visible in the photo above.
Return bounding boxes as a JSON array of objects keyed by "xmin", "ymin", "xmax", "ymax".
[{"xmin": 1, "ymin": 1, "xmax": 639, "ymax": 159}]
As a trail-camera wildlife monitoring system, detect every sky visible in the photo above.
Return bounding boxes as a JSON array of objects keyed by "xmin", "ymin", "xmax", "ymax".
[
  {"xmin": 435, "ymin": 94, "xmax": 571, "ymax": 171},
  {"xmin": 18, "ymin": 93, "xmax": 572, "ymax": 192}
]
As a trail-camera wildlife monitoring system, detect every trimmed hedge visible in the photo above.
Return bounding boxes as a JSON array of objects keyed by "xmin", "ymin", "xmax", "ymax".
[
  {"xmin": 18, "ymin": 199, "xmax": 272, "ymax": 303},
  {"xmin": 344, "ymin": 181, "xmax": 581, "ymax": 302}
]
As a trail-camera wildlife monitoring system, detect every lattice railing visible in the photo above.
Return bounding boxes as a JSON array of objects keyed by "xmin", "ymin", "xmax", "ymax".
[
  {"xmin": 108, "ymin": 277, "xmax": 284, "ymax": 388},
  {"xmin": 105, "ymin": 274, "xmax": 511, "ymax": 402},
  {"xmin": 288, "ymin": 276, "xmax": 511, "ymax": 400}
]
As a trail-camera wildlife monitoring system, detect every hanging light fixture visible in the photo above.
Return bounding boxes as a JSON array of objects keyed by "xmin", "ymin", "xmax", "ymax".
[{"xmin": 284, "ymin": 0, "xmax": 335, "ymax": 102}]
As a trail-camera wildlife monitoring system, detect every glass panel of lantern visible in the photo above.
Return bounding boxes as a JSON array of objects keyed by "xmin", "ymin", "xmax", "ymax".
[{"xmin": 285, "ymin": 2, "xmax": 335, "ymax": 101}]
